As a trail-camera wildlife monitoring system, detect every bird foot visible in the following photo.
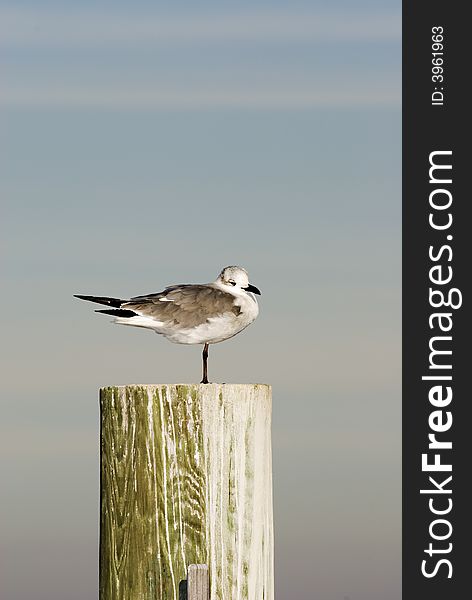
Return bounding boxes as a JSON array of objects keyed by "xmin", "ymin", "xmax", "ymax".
[{"xmin": 200, "ymin": 378, "xmax": 210, "ymax": 384}]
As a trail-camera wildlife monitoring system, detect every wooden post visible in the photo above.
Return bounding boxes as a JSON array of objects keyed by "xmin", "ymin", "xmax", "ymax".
[
  {"xmin": 187, "ymin": 564, "xmax": 209, "ymax": 600},
  {"xmin": 99, "ymin": 384, "xmax": 273, "ymax": 600}
]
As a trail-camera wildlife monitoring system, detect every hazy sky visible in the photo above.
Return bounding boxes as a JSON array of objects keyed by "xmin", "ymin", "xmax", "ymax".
[{"xmin": 1, "ymin": 2, "xmax": 401, "ymax": 599}]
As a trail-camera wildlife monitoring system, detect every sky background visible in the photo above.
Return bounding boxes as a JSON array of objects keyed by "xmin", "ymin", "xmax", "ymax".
[{"xmin": 1, "ymin": 1, "xmax": 401, "ymax": 599}]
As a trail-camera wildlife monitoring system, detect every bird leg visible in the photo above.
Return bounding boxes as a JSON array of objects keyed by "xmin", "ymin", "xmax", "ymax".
[{"xmin": 201, "ymin": 343, "xmax": 209, "ymax": 384}]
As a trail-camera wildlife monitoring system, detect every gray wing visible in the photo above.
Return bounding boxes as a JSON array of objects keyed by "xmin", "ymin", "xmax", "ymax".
[{"xmin": 123, "ymin": 285, "xmax": 241, "ymax": 328}]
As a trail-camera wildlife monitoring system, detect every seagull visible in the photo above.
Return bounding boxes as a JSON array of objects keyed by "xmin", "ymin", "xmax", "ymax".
[{"xmin": 74, "ymin": 265, "xmax": 261, "ymax": 383}]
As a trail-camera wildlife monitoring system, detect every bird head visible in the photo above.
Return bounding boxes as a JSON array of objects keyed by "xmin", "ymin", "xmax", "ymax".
[{"xmin": 217, "ymin": 266, "xmax": 261, "ymax": 295}]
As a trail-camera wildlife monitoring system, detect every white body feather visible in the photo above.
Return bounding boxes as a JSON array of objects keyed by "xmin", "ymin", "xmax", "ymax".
[{"xmin": 115, "ymin": 282, "xmax": 259, "ymax": 345}]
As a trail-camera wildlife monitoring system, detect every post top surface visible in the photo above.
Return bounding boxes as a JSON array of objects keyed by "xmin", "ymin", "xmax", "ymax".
[{"xmin": 100, "ymin": 383, "xmax": 271, "ymax": 391}]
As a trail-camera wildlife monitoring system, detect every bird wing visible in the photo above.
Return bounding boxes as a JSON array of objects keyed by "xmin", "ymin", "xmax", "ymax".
[{"xmin": 123, "ymin": 285, "xmax": 241, "ymax": 329}]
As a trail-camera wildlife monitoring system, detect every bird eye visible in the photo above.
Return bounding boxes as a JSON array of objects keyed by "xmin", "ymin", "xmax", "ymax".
[{"xmin": 229, "ymin": 280, "xmax": 236, "ymax": 286}]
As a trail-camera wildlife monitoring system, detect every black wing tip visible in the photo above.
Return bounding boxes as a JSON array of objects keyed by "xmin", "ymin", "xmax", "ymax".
[
  {"xmin": 74, "ymin": 294, "xmax": 102, "ymax": 302},
  {"xmin": 95, "ymin": 309, "xmax": 137, "ymax": 318},
  {"xmin": 73, "ymin": 294, "xmax": 124, "ymax": 308}
]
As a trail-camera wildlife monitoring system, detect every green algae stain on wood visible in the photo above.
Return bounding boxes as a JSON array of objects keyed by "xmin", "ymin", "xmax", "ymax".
[{"xmin": 100, "ymin": 384, "xmax": 273, "ymax": 600}]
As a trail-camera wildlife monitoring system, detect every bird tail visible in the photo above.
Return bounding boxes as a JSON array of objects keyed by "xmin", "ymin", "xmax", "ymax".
[{"xmin": 73, "ymin": 294, "xmax": 125, "ymax": 308}]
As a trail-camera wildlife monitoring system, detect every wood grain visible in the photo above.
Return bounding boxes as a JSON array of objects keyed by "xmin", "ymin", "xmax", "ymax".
[
  {"xmin": 100, "ymin": 384, "xmax": 273, "ymax": 600},
  {"xmin": 188, "ymin": 564, "xmax": 209, "ymax": 600}
]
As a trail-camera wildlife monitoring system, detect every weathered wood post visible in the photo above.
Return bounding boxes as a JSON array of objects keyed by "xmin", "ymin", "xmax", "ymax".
[
  {"xmin": 188, "ymin": 564, "xmax": 209, "ymax": 600},
  {"xmin": 99, "ymin": 384, "xmax": 273, "ymax": 600}
]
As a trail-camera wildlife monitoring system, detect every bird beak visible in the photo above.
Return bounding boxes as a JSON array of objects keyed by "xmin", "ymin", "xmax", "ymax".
[{"xmin": 244, "ymin": 284, "xmax": 261, "ymax": 295}]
